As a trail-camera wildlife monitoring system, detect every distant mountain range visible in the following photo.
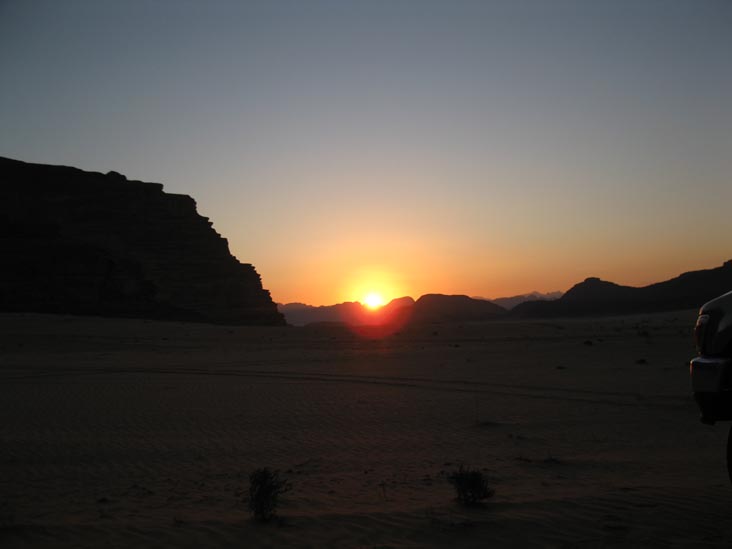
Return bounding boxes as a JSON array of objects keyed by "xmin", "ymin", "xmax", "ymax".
[
  {"xmin": 279, "ymin": 260, "xmax": 732, "ymax": 326},
  {"xmin": 278, "ymin": 294, "xmax": 505, "ymax": 326},
  {"xmin": 511, "ymin": 260, "xmax": 732, "ymax": 318},
  {"xmin": 482, "ymin": 291, "xmax": 563, "ymax": 310},
  {"xmin": 278, "ymin": 296, "xmax": 416, "ymax": 327}
]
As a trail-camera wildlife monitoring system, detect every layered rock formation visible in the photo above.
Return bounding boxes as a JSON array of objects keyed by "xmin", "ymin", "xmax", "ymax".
[{"xmin": 0, "ymin": 157, "xmax": 284, "ymax": 325}]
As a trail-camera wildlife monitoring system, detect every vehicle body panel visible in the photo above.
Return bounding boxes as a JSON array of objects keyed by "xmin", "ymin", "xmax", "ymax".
[{"xmin": 691, "ymin": 290, "xmax": 732, "ymax": 424}]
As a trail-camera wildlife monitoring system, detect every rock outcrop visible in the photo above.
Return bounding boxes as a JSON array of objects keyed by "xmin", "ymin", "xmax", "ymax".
[{"xmin": 0, "ymin": 157, "xmax": 284, "ymax": 325}]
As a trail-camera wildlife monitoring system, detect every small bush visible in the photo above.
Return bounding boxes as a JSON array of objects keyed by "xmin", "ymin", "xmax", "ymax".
[
  {"xmin": 448, "ymin": 465, "xmax": 494, "ymax": 505},
  {"xmin": 248, "ymin": 468, "xmax": 291, "ymax": 522}
]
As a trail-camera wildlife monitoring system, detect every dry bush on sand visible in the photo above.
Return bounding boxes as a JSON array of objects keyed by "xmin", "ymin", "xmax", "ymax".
[
  {"xmin": 448, "ymin": 465, "xmax": 494, "ymax": 505},
  {"xmin": 248, "ymin": 468, "xmax": 292, "ymax": 522}
]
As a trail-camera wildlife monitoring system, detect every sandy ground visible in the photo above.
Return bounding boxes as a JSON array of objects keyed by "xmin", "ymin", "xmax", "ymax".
[{"xmin": 1, "ymin": 310, "xmax": 731, "ymax": 547}]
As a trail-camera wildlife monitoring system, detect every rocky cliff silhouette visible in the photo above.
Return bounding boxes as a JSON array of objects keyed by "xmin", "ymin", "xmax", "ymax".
[
  {"xmin": 0, "ymin": 157, "xmax": 284, "ymax": 325},
  {"xmin": 511, "ymin": 261, "xmax": 732, "ymax": 318}
]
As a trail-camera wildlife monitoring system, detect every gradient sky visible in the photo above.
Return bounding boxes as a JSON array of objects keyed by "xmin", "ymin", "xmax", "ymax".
[{"xmin": 1, "ymin": 0, "xmax": 730, "ymax": 305}]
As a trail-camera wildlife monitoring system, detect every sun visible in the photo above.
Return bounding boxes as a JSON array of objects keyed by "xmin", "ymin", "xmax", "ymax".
[{"xmin": 363, "ymin": 292, "xmax": 385, "ymax": 310}]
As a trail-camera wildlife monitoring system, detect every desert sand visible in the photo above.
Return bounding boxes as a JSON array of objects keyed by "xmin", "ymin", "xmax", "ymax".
[{"xmin": 2, "ymin": 310, "xmax": 731, "ymax": 547}]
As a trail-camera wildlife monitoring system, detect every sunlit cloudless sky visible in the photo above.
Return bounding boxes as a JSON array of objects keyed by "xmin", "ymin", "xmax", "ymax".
[{"xmin": 1, "ymin": 0, "xmax": 730, "ymax": 305}]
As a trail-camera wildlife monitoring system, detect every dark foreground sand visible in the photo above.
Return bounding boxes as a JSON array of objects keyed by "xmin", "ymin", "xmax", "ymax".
[{"xmin": 2, "ymin": 310, "xmax": 731, "ymax": 547}]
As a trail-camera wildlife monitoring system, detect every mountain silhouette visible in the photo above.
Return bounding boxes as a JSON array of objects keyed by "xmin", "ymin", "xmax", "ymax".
[
  {"xmin": 278, "ymin": 297, "xmax": 415, "ymax": 326},
  {"xmin": 279, "ymin": 294, "xmax": 505, "ymax": 326},
  {"xmin": 411, "ymin": 294, "xmax": 506, "ymax": 322},
  {"xmin": 489, "ymin": 291, "xmax": 563, "ymax": 310},
  {"xmin": 511, "ymin": 261, "xmax": 732, "ymax": 318},
  {"xmin": 282, "ymin": 262, "xmax": 731, "ymax": 325}
]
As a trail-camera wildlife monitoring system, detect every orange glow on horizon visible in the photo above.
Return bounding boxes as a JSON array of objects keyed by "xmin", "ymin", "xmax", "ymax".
[
  {"xmin": 362, "ymin": 292, "xmax": 385, "ymax": 309},
  {"xmin": 342, "ymin": 266, "xmax": 405, "ymax": 309}
]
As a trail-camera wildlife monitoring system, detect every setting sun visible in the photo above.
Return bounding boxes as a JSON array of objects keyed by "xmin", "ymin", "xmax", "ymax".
[
  {"xmin": 363, "ymin": 292, "xmax": 385, "ymax": 310},
  {"xmin": 341, "ymin": 266, "xmax": 404, "ymax": 310}
]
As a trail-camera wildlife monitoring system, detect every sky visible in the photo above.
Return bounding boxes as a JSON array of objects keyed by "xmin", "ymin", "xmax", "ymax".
[{"xmin": 1, "ymin": 0, "xmax": 730, "ymax": 305}]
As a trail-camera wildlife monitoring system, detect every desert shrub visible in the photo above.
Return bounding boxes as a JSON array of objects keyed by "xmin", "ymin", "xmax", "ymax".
[
  {"xmin": 248, "ymin": 468, "xmax": 291, "ymax": 522},
  {"xmin": 448, "ymin": 465, "xmax": 494, "ymax": 505}
]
